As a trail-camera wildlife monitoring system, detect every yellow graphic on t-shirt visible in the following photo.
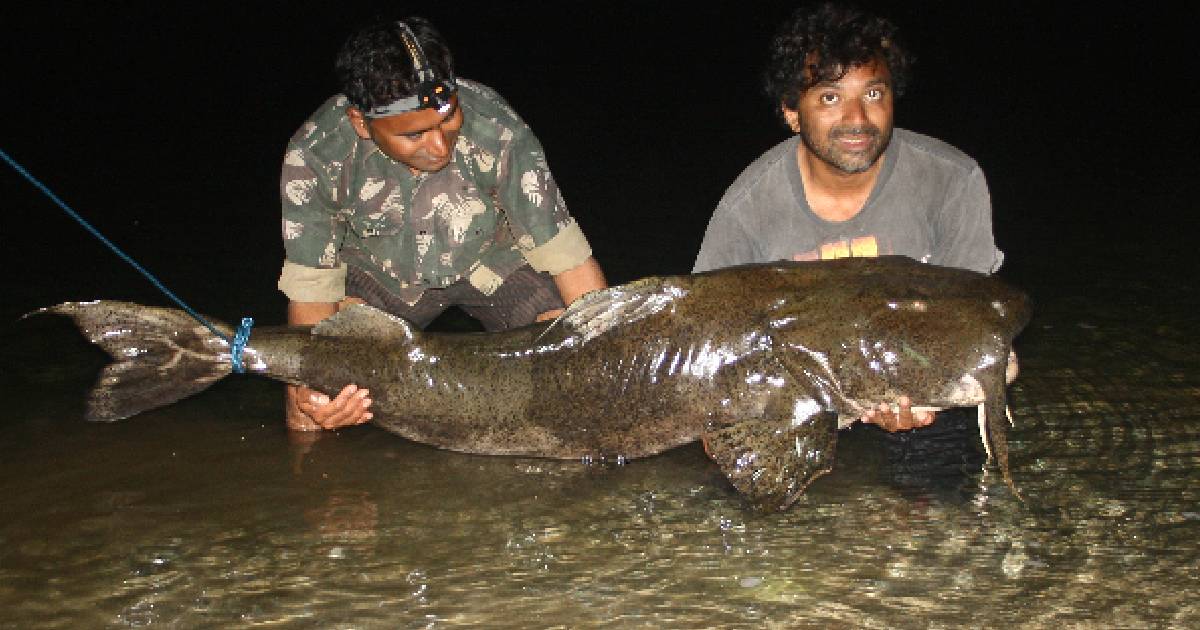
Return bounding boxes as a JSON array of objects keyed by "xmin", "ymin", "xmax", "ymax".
[{"xmin": 793, "ymin": 236, "xmax": 882, "ymax": 262}]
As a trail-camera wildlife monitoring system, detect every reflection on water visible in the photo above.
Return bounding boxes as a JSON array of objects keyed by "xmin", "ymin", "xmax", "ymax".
[{"xmin": 3, "ymin": 266, "xmax": 1200, "ymax": 629}]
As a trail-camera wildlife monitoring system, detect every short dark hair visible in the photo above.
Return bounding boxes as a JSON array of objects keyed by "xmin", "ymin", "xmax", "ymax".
[
  {"xmin": 335, "ymin": 16, "xmax": 455, "ymax": 111},
  {"xmin": 764, "ymin": 2, "xmax": 914, "ymax": 112}
]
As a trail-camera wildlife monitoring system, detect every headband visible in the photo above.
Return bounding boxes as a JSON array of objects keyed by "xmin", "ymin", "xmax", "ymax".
[{"xmin": 362, "ymin": 21, "xmax": 458, "ymax": 118}]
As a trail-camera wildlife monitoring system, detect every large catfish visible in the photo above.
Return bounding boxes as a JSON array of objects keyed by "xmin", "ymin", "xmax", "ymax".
[{"xmin": 44, "ymin": 256, "xmax": 1031, "ymax": 510}]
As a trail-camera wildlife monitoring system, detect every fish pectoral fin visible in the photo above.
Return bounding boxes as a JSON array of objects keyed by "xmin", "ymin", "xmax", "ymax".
[
  {"xmin": 312, "ymin": 304, "xmax": 418, "ymax": 342},
  {"xmin": 557, "ymin": 277, "xmax": 688, "ymax": 344},
  {"xmin": 701, "ymin": 412, "xmax": 838, "ymax": 512}
]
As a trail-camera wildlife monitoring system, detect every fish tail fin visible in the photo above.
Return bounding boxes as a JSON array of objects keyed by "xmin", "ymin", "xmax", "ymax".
[{"xmin": 39, "ymin": 301, "xmax": 234, "ymax": 421}]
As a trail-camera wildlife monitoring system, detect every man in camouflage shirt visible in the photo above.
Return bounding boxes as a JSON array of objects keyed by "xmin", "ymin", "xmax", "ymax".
[{"xmin": 279, "ymin": 17, "xmax": 607, "ymax": 431}]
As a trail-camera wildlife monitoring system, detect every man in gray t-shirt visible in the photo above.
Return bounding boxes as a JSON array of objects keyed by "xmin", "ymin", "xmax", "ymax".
[
  {"xmin": 693, "ymin": 129, "xmax": 1003, "ymax": 276},
  {"xmin": 694, "ymin": 3, "xmax": 1004, "ymax": 433}
]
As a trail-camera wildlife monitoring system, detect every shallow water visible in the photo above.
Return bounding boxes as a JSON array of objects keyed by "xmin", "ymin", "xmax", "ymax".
[{"xmin": 4, "ymin": 247, "xmax": 1200, "ymax": 629}]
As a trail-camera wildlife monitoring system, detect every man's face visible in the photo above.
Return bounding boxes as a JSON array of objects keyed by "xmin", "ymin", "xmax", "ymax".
[
  {"xmin": 784, "ymin": 58, "xmax": 894, "ymax": 175},
  {"xmin": 349, "ymin": 95, "xmax": 464, "ymax": 174}
]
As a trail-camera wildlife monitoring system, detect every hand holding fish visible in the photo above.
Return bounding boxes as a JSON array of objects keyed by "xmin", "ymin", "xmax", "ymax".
[
  {"xmin": 286, "ymin": 383, "xmax": 373, "ymax": 431},
  {"xmin": 282, "ymin": 299, "xmax": 375, "ymax": 431},
  {"xmin": 861, "ymin": 396, "xmax": 936, "ymax": 432}
]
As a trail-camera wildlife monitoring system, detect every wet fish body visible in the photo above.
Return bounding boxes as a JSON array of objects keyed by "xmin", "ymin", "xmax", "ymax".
[{"xmin": 46, "ymin": 256, "xmax": 1031, "ymax": 510}]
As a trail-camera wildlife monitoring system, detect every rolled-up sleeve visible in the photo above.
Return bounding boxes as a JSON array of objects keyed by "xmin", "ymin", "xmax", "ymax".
[
  {"xmin": 278, "ymin": 260, "xmax": 347, "ymax": 302},
  {"xmin": 522, "ymin": 221, "xmax": 592, "ymax": 275}
]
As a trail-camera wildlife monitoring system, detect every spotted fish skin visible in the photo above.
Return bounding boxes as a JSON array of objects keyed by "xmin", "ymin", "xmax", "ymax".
[{"xmin": 44, "ymin": 256, "xmax": 1031, "ymax": 511}]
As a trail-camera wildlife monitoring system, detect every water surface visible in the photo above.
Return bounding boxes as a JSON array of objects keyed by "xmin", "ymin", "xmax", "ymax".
[{"xmin": 4, "ymin": 235, "xmax": 1199, "ymax": 629}]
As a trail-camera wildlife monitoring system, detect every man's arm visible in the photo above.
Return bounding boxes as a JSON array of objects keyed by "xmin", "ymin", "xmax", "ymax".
[
  {"xmin": 553, "ymin": 256, "xmax": 606, "ymax": 304},
  {"xmin": 278, "ymin": 107, "xmax": 371, "ymax": 431},
  {"xmin": 537, "ymin": 256, "xmax": 607, "ymax": 321},
  {"xmin": 284, "ymin": 300, "xmax": 374, "ymax": 431}
]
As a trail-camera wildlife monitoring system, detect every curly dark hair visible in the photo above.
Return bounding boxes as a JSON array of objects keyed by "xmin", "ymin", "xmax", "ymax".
[
  {"xmin": 335, "ymin": 16, "xmax": 455, "ymax": 111},
  {"xmin": 764, "ymin": 2, "xmax": 914, "ymax": 114}
]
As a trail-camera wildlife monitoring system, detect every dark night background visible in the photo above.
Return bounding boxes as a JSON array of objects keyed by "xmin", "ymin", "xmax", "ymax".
[{"xmin": 1, "ymin": 2, "xmax": 1195, "ymax": 327}]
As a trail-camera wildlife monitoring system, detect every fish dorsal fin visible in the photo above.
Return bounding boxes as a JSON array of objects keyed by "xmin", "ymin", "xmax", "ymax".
[
  {"xmin": 550, "ymin": 276, "xmax": 689, "ymax": 344},
  {"xmin": 311, "ymin": 304, "xmax": 418, "ymax": 342}
]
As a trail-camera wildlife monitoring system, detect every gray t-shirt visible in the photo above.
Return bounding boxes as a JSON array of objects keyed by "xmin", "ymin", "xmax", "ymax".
[{"xmin": 692, "ymin": 128, "xmax": 1004, "ymax": 275}]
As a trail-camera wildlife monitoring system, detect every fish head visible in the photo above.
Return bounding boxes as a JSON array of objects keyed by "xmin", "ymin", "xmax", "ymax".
[{"xmin": 767, "ymin": 268, "xmax": 1028, "ymax": 411}]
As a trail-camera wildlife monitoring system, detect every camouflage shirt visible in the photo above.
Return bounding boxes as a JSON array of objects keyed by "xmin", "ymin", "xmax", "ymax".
[{"xmin": 279, "ymin": 79, "xmax": 592, "ymax": 305}]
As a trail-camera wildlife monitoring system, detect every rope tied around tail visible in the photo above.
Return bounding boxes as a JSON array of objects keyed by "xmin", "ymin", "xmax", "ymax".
[{"xmin": 231, "ymin": 317, "xmax": 254, "ymax": 374}]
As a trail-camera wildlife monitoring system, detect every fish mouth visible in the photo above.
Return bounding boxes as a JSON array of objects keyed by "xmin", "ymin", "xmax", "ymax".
[
  {"xmin": 841, "ymin": 357, "xmax": 1016, "ymax": 428},
  {"xmin": 942, "ymin": 374, "xmax": 987, "ymax": 408}
]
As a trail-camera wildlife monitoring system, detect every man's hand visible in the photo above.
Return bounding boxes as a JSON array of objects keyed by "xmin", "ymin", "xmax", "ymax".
[
  {"xmin": 861, "ymin": 396, "xmax": 935, "ymax": 432},
  {"xmin": 286, "ymin": 383, "xmax": 373, "ymax": 431},
  {"xmin": 284, "ymin": 299, "xmax": 374, "ymax": 431},
  {"xmin": 535, "ymin": 308, "xmax": 564, "ymax": 322}
]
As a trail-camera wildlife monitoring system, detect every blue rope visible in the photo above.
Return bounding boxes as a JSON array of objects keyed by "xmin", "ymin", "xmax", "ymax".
[
  {"xmin": 231, "ymin": 317, "xmax": 254, "ymax": 374},
  {"xmin": 2, "ymin": 147, "xmax": 252, "ymax": 370}
]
